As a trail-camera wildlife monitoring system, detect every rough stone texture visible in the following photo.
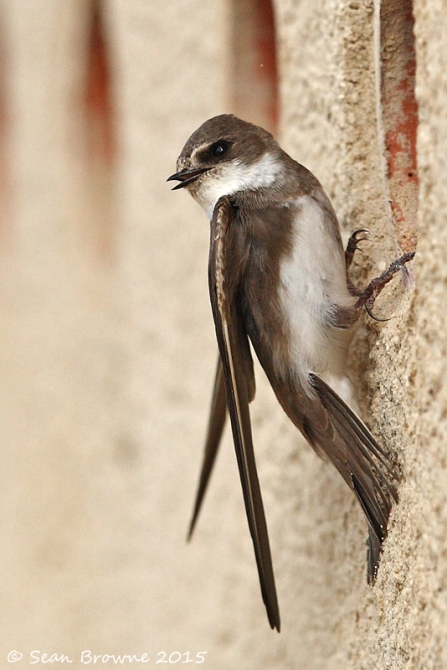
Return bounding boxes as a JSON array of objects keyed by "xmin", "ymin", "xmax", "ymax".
[
  {"xmin": 0, "ymin": 0, "xmax": 445, "ymax": 668},
  {"xmin": 269, "ymin": 0, "xmax": 443, "ymax": 668}
]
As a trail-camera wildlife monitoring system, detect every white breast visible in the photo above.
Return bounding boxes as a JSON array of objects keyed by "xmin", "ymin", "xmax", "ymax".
[
  {"xmin": 279, "ymin": 193, "xmax": 356, "ymax": 398},
  {"xmin": 193, "ymin": 152, "xmax": 284, "ymax": 220}
]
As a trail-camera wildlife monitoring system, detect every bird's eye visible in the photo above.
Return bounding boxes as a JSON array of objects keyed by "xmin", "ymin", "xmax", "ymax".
[{"xmin": 210, "ymin": 141, "xmax": 230, "ymax": 159}]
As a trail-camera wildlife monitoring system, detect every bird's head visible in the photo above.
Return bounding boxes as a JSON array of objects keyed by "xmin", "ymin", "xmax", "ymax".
[{"xmin": 168, "ymin": 115, "xmax": 284, "ymax": 218}]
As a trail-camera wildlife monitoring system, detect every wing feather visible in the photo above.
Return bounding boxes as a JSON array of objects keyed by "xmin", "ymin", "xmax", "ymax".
[
  {"xmin": 303, "ymin": 374, "xmax": 397, "ymax": 582},
  {"xmin": 188, "ymin": 358, "xmax": 226, "ymax": 540},
  {"xmin": 208, "ymin": 196, "xmax": 280, "ymax": 631}
]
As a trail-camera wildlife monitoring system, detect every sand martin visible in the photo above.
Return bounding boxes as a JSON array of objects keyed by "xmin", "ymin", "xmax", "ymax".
[{"xmin": 168, "ymin": 114, "xmax": 414, "ymax": 631}]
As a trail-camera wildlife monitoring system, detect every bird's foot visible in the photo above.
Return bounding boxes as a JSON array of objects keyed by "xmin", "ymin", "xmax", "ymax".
[
  {"xmin": 345, "ymin": 229, "xmax": 369, "ymax": 271},
  {"xmin": 354, "ymin": 252, "xmax": 415, "ymax": 321},
  {"xmin": 345, "ymin": 229, "xmax": 370, "ymax": 297}
]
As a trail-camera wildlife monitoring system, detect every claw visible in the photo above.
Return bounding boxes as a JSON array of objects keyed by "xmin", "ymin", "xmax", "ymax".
[
  {"xmin": 365, "ymin": 304, "xmax": 391, "ymax": 322},
  {"xmin": 350, "ymin": 230, "xmax": 369, "ymax": 245},
  {"xmin": 345, "ymin": 229, "xmax": 370, "ymax": 272}
]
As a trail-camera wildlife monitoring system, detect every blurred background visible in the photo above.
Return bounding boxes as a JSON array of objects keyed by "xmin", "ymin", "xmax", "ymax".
[
  {"xmin": 0, "ymin": 1, "xmax": 445, "ymax": 669},
  {"xmin": 0, "ymin": 0, "xmax": 288, "ymax": 664}
]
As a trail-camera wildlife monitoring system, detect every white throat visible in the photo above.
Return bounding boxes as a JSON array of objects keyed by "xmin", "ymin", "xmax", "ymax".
[{"xmin": 193, "ymin": 152, "xmax": 284, "ymax": 219}]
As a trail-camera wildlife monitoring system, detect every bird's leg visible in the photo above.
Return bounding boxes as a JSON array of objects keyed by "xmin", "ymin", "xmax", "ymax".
[
  {"xmin": 354, "ymin": 252, "xmax": 415, "ymax": 322},
  {"xmin": 345, "ymin": 229, "xmax": 369, "ymax": 296}
]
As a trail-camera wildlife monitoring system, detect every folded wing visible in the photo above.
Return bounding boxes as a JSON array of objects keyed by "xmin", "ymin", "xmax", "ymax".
[
  {"xmin": 287, "ymin": 373, "xmax": 398, "ymax": 583},
  {"xmin": 188, "ymin": 358, "xmax": 226, "ymax": 540},
  {"xmin": 207, "ymin": 196, "xmax": 280, "ymax": 631}
]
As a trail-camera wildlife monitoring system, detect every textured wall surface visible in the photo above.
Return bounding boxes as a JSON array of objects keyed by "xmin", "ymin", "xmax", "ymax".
[{"xmin": 0, "ymin": 0, "xmax": 445, "ymax": 668}]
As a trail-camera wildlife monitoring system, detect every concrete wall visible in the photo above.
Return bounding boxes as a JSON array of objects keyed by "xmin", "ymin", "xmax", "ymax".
[{"xmin": 0, "ymin": 0, "xmax": 445, "ymax": 668}]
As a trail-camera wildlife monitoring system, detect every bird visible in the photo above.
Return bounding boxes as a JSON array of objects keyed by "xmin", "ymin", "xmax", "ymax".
[{"xmin": 167, "ymin": 114, "xmax": 414, "ymax": 632}]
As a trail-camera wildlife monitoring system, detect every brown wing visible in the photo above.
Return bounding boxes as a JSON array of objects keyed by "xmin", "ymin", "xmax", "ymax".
[
  {"xmin": 276, "ymin": 372, "xmax": 397, "ymax": 584},
  {"xmin": 187, "ymin": 357, "xmax": 226, "ymax": 540},
  {"xmin": 208, "ymin": 196, "xmax": 280, "ymax": 631},
  {"xmin": 188, "ymin": 324, "xmax": 256, "ymax": 539}
]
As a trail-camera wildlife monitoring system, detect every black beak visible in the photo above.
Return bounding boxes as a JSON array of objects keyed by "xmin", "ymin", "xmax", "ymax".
[{"xmin": 167, "ymin": 167, "xmax": 209, "ymax": 190}]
